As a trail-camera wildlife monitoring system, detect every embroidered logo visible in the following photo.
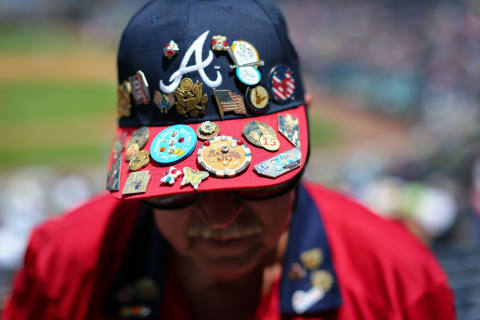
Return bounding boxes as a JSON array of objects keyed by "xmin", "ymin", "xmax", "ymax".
[{"xmin": 160, "ymin": 30, "xmax": 222, "ymax": 93}]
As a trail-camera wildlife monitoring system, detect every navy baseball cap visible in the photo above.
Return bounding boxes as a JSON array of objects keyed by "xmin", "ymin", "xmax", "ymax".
[{"xmin": 107, "ymin": 0, "xmax": 309, "ymax": 199}]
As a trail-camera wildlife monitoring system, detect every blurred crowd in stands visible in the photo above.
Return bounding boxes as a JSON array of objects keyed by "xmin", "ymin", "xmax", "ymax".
[{"xmin": 1, "ymin": 0, "xmax": 480, "ymax": 317}]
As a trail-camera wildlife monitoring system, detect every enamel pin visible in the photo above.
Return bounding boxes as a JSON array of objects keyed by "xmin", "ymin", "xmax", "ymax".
[
  {"xmin": 129, "ymin": 150, "xmax": 150, "ymax": 171},
  {"xmin": 125, "ymin": 143, "xmax": 139, "ymax": 162},
  {"xmin": 154, "ymin": 91, "xmax": 175, "ymax": 114},
  {"xmin": 278, "ymin": 114, "xmax": 300, "ymax": 148},
  {"xmin": 211, "ymin": 35, "xmax": 228, "ymax": 51},
  {"xmin": 301, "ymin": 248, "xmax": 323, "ymax": 270},
  {"xmin": 129, "ymin": 71, "xmax": 150, "ymax": 105},
  {"xmin": 196, "ymin": 121, "xmax": 220, "ymax": 140},
  {"xmin": 254, "ymin": 148, "xmax": 301, "ymax": 178},
  {"xmin": 246, "ymin": 85, "xmax": 270, "ymax": 114},
  {"xmin": 112, "ymin": 132, "xmax": 128, "ymax": 158},
  {"xmin": 127, "ymin": 126, "xmax": 149, "ymax": 150},
  {"xmin": 310, "ymin": 270, "xmax": 333, "ymax": 292},
  {"xmin": 122, "ymin": 171, "xmax": 151, "ymax": 195},
  {"xmin": 230, "ymin": 40, "xmax": 262, "ymax": 86},
  {"xmin": 213, "ymin": 89, "xmax": 247, "ymax": 120},
  {"xmin": 160, "ymin": 166, "xmax": 182, "ymax": 185},
  {"xmin": 292, "ymin": 287, "xmax": 324, "ymax": 314},
  {"xmin": 197, "ymin": 135, "xmax": 251, "ymax": 177},
  {"xmin": 164, "ymin": 40, "xmax": 179, "ymax": 59},
  {"xmin": 106, "ymin": 154, "xmax": 122, "ymax": 191},
  {"xmin": 289, "ymin": 262, "xmax": 307, "ymax": 280},
  {"xmin": 117, "ymin": 81, "xmax": 132, "ymax": 117},
  {"xmin": 242, "ymin": 121, "xmax": 280, "ymax": 151},
  {"xmin": 269, "ymin": 65, "xmax": 295, "ymax": 104},
  {"xmin": 150, "ymin": 124, "xmax": 197, "ymax": 165},
  {"xmin": 181, "ymin": 167, "xmax": 209, "ymax": 190}
]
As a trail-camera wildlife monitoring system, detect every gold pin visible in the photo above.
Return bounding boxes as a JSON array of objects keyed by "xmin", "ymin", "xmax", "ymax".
[
  {"xmin": 300, "ymin": 248, "xmax": 323, "ymax": 270},
  {"xmin": 310, "ymin": 270, "xmax": 333, "ymax": 292},
  {"xmin": 173, "ymin": 78, "xmax": 208, "ymax": 118},
  {"xmin": 125, "ymin": 143, "xmax": 140, "ymax": 162},
  {"xmin": 122, "ymin": 171, "xmax": 151, "ymax": 195},
  {"xmin": 242, "ymin": 121, "xmax": 280, "ymax": 152},
  {"xmin": 213, "ymin": 89, "xmax": 247, "ymax": 120},
  {"xmin": 127, "ymin": 127, "xmax": 149, "ymax": 150},
  {"xmin": 117, "ymin": 81, "xmax": 132, "ymax": 117},
  {"xmin": 129, "ymin": 150, "xmax": 150, "ymax": 171}
]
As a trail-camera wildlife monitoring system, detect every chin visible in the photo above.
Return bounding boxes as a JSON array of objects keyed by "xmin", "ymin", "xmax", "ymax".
[{"xmin": 194, "ymin": 248, "xmax": 265, "ymax": 281}]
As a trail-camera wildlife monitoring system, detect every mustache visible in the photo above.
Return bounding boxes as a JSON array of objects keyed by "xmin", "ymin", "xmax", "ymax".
[{"xmin": 188, "ymin": 219, "xmax": 263, "ymax": 240}]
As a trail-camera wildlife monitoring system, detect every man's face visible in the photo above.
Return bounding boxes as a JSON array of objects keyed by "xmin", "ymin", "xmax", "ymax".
[{"xmin": 152, "ymin": 188, "xmax": 296, "ymax": 280}]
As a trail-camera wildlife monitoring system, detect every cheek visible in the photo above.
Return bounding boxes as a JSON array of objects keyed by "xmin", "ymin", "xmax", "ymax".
[
  {"xmin": 252, "ymin": 192, "xmax": 295, "ymax": 245},
  {"xmin": 153, "ymin": 209, "xmax": 193, "ymax": 254}
]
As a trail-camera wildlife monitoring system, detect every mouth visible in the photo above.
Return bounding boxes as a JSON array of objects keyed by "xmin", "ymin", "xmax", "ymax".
[{"xmin": 188, "ymin": 222, "xmax": 262, "ymax": 241}]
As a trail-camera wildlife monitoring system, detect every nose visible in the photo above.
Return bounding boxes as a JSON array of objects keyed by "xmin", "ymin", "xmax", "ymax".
[{"xmin": 196, "ymin": 192, "xmax": 245, "ymax": 229}]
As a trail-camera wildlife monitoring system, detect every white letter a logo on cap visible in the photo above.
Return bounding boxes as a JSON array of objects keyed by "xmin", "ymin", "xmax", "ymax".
[{"xmin": 160, "ymin": 30, "xmax": 222, "ymax": 93}]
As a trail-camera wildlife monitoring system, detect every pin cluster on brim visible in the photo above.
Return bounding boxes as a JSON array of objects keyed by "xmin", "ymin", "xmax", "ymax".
[{"xmin": 108, "ymin": 31, "xmax": 303, "ymax": 196}]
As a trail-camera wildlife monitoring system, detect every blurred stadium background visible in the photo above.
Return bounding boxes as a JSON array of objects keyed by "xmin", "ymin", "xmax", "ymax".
[{"xmin": 1, "ymin": 0, "xmax": 480, "ymax": 318}]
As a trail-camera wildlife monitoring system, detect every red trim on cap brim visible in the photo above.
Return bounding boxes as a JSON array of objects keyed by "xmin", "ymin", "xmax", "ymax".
[{"xmin": 109, "ymin": 105, "xmax": 309, "ymax": 200}]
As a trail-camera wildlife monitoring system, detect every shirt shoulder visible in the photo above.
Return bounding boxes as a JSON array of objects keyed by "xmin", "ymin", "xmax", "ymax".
[
  {"xmin": 18, "ymin": 193, "xmax": 139, "ymax": 296},
  {"xmin": 303, "ymin": 182, "xmax": 454, "ymax": 318}
]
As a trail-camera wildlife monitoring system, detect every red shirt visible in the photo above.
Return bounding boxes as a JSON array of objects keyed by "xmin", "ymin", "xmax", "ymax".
[{"xmin": 2, "ymin": 182, "xmax": 455, "ymax": 319}]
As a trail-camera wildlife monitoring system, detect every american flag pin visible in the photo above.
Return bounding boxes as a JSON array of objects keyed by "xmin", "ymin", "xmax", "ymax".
[
  {"xmin": 213, "ymin": 89, "xmax": 247, "ymax": 120},
  {"xmin": 268, "ymin": 65, "xmax": 296, "ymax": 104}
]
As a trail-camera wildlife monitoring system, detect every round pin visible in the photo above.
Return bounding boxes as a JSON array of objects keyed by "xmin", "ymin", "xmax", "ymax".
[
  {"xmin": 196, "ymin": 121, "xmax": 220, "ymax": 140},
  {"xmin": 310, "ymin": 270, "xmax": 333, "ymax": 292},
  {"xmin": 197, "ymin": 136, "xmax": 251, "ymax": 177},
  {"xmin": 236, "ymin": 67, "xmax": 261, "ymax": 86},
  {"xmin": 127, "ymin": 126, "xmax": 149, "ymax": 150},
  {"xmin": 129, "ymin": 150, "xmax": 150, "ymax": 171},
  {"xmin": 150, "ymin": 125, "xmax": 197, "ymax": 165},
  {"xmin": 246, "ymin": 85, "xmax": 270, "ymax": 113},
  {"xmin": 268, "ymin": 65, "xmax": 296, "ymax": 104},
  {"xmin": 231, "ymin": 40, "xmax": 262, "ymax": 86},
  {"xmin": 259, "ymin": 134, "xmax": 280, "ymax": 152},
  {"xmin": 230, "ymin": 40, "xmax": 260, "ymax": 65},
  {"xmin": 300, "ymin": 248, "xmax": 323, "ymax": 270}
]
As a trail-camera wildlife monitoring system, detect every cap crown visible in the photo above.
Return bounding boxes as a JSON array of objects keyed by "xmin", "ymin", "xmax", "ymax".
[{"xmin": 117, "ymin": 0, "xmax": 305, "ymax": 127}]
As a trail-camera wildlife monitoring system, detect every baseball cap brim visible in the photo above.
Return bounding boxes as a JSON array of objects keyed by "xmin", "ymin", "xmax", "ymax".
[{"xmin": 108, "ymin": 104, "xmax": 309, "ymax": 200}]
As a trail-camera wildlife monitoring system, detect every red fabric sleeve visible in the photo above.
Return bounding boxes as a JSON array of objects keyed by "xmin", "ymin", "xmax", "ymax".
[
  {"xmin": 2, "ymin": 228, "xmax": 57, "ymax": 320},
  {"xmin": 404, "ymin": 283, "xmax": 456, "ymax": 320}
]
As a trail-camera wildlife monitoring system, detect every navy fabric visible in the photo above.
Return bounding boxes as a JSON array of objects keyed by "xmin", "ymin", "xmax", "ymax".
[
  {"xmin": 103, "ymin": 183, "xmax": 341, "ymax": 318},
  {"xmin": 117, "ymin": 0, "xmax": 305, "ymax": 127},
  {"xmin": 102, "ymin": 205, "xmax": 169, "ymax": 318},
  {"xmin": 279, "ymin": 184, "xmax": 342, "ymax": 315}
]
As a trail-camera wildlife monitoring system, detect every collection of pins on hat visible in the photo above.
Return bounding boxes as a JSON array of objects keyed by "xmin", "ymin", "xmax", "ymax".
[
  {"xmin": 108, "ymin": 34, "xmax": 303, "ymax": 195},
  {"xmin": 289, "ymin": 248, "xmax": 335, "ymax": 313}
]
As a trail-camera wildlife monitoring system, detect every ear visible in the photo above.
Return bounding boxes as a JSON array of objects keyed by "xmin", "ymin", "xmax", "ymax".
[{"xmin": 305, "ymin": 93, "xmax": 312, "ymax": 109}]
